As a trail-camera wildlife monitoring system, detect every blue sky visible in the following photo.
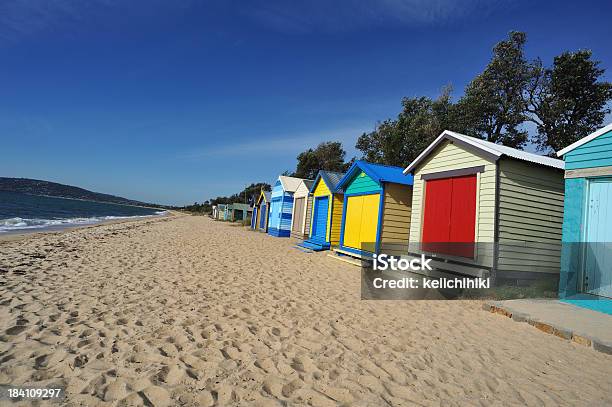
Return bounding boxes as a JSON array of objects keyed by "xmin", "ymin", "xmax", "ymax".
[{"xmin": 1, "ymin": 0, "xmax": 611, "ymax": 205}]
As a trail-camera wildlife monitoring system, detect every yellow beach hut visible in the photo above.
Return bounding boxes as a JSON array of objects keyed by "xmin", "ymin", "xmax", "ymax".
[
  {"xmin": 333, "ymin": 161, "xmax": 414, "ymax": 258},
  {"xmin": 298, "ymin": 171, "xmax": 345, "ymax": 251},
  {"xmin": 290, "ymin": 179, "xmax": 314, "ymax": 239},
  {"xmin": 403, "ymin": 130, "xmax": 565, "ymax": 283}
]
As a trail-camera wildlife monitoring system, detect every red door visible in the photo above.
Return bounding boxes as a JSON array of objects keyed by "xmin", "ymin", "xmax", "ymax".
[
  {"xmin": 422, "ymin": 175, "xmax": 477, "ymax": 258},
  {"xmin": 422, "ymin": 178, "xmax": 452, "ymax": 243}
]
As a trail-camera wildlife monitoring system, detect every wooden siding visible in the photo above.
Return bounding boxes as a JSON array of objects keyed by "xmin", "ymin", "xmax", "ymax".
[
  {"xmin": 313, "ymin": 178, "xmax": 331, "ymax": 196},
  {"xmin": 304, "ymin": 196, "xmax": 313, "ymax": 236},
  {"xmin": 291, "ymin": 181, "xmax": 310, "ymax": 237},
  {"xmin": 344, "ymin": 171, "xmax": 381, "ymax": 195},
  {"xmin": 291, "ymin": 197, "xmax": 307, "ymax": 238},
  {"xmin": 380, "ymin": 182, "xmax": 413, "ymax": 256},
  {"xmin": 330, "ymin": 194, "xmax": 344, "ymax": 246},
  {"xmin": 564, "ymin": 129, "xmax": 612, "ymax": 170},
  {"xmin": 270, "ymin": 180, "xmax": 283, "ymax": 200},
  {"xmin": 279, "ymin": 195, "xmax": 294, "ymax": 232},
  {"xmin": 254, "ymin": 206, "xmax": 261, "ymax": 229},
  {"xmin": 497, "ymin": 159, "xmax": 565, "ymax": 275},
  {"xmin": 409, "ymin": 140, "xmax": 497, "ymax": 269}
]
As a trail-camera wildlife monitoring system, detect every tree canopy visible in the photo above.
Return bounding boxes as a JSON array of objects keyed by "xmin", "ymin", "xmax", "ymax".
[
  {"xmin": 356, "ymin": 86, "xmax": 462, "ymax": 166},
  {"xmin": 526, "ymin": 50, "xmax": 612, "ymax": 154},
  {"xmin": 292, "ymin": 141, "xmax": 353, "ymax": 179},
  {"xmin": 457, "ymin": 31, "xmax": 530, "ymax": 149},
  {"xmin": 355, "ymin": 31, "xmax": 612, "ymax": 164}
]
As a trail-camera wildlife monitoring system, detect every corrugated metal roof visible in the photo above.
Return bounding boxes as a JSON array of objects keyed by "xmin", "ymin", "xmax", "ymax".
[
  {"xmin": 302, "ymin": 180, "xmax": 314, "ymax": 190},
  {"xmin": 404, "ymin": 130, "xmax": 565, "ymax": 173},
  {"xmin": 557, "ymin": 122, "xmax": 612, "ymax": 156},
  {"xmin": 256, "ymin": 190, "xmax": 271, "ymax": 205},
  {"xmin": 323, "ymin": 171, "xmax": 345, "ymax": 190},
  {"xmin": 336, "ymin": 160, "xmax": 413, "ymax": 191},
  {"xmin": 232, "ymin": 203, "xmax": 252, "ymax": 210},
  {"xmin": 311, "ymin": 170, "xmax": 346, "ymax": 193}
]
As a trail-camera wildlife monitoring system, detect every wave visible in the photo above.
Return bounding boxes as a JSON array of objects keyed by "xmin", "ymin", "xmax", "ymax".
[{"xmin": 0, "ymin": 212, "xmax": 168, "ymax": 233}]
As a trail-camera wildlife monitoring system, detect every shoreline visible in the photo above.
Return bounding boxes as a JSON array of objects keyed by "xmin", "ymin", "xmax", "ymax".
[{"xmin": 0, "ymin": 211, "xmax": 175, "ymax": 242}]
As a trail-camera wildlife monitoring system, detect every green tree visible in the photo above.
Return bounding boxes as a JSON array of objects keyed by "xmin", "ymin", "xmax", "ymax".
[
  {"xmin": 526, "ymin": 50, "xmax": 612, "ymax": 154},
  {"xmin": 209, "ymin": 182, "xmax": 271, "ymax": 207},
  {"xmin": 356, "ymin": 86, "xmax": 463, "ymax": 166},
  {"xmin": 293, "ymin": 141, "xmax": 351, "ymax": 179},
  {"xmin": 457, "ymin": 31, "xmax": 530, "ymax": 149}
]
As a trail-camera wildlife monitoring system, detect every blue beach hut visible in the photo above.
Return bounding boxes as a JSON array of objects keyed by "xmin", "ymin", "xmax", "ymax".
[
  {"xmin": 253, "ymin": 190, "xmax": 271, "ymax": 232},
  {"xmin": 557, "ymin": 123, "xmax": 612, "ymax": 300},
  {"xmin": 268, "ymin": 175, "xmax": 307, "ymax": 237}
]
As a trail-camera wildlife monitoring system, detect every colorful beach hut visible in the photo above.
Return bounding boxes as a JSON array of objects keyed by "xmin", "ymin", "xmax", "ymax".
[
  {"xmin": 290, "ymin": 179, "xmax": 314, "ymax": 239},
  {"xmin": 298, "ymin": 171, "xmax": 345, "ymax": 251},
  {"xmin": 217, "ymin": 204, "xmax": 227, "ymax": 221},
  {"xmin": 333, "ymin": 161, "xmax": 413, "ymax": 258},
  {"xmin": 557, "ymin": 123, "xmax": 612, "ymax": 299},
  {"xmin": 268, "ymin": 175, "xmax": 307, "ymax": 237},
  {"xmin": 253, "ymin": 190, "xmax": 271, "ymax": 232},
  {"xmin": 250, "ymin": 203, "xmax": 257, "ymax": 229},
  {"xmin": 229, "ymin": 203, "xmax": 252, "ymax": 222},
  {"xmin": 403, "ymin": 130, "xmax": 565, "ymax": 281}
]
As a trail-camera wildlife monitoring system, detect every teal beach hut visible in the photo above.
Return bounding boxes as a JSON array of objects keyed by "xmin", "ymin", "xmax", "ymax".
[
  {"xmin": 334, "ymin": 161, "xmax": 413, "ymax": 258},
  {"xmin": 268, "ymin": 175, "xmax": 306, "ymax": 237},
  {"xmin": 557, "ymin": 123, "xmax": 612, "ymax": 301},
  {"xmin": 229, "ymin": 203, "xmax": 251, "ymax": 222}
]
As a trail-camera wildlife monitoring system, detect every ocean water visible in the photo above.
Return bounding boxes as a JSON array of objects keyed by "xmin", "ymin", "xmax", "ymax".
[{"xmin": 0, "ymin": 191, "xmax": 167, "ymax": 233}]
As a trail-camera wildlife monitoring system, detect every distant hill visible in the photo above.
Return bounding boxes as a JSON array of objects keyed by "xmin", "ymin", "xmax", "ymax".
[{"xmin": 0, "ymin": 178, "xmax": 169, "ymax": 209}]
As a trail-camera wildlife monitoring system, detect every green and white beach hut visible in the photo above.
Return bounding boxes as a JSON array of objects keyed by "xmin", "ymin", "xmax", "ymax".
[
  {"xmin": 290, "ymin": 179, "xmax": 314, "ymax": 239},
  {"xmin": 403, "ymin": 130, "xmax": 565, "ymax": 282},
  {"xmin": 229, "ymin": 203, "xmax": 252, "ymax": 222},
  {"xmin": 217, "ymin": 204, "xmax": 227, "ymax": 221}
]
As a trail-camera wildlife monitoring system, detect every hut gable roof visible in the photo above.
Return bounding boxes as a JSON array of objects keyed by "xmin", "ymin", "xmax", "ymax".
[
  {"xmin": 557, "ymin": 122, "xmax": 612, "ymax": 157},
  {"xmin": 310, "ymin": 170, "xmax": 346, "ymax": 193},
  {"xmin": 302, "ymin": 180, "xmax": 314, "ymax": 190},
  {"xmin": 336, "ymin": 161, "xmax": 413, "ymax": 192},
  {"xmin": 278, "ymin": 175, "xmax": 306, "ymax": 192},
  {"xmin": 231, "ymin": 203, "xmax": 252, "ymax": 210},
  {"xmin": 404, "ymin": 130, "xmax": 564, "ymax": 174},
  {"xmin": 256, "ymin": 190, "xmax": 271, "ymax": 205}
]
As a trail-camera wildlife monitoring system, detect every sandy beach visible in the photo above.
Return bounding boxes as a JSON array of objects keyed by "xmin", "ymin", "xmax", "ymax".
[{"xmin": 1, "ymin": 215, "xmax": 611, "ymax": 407}]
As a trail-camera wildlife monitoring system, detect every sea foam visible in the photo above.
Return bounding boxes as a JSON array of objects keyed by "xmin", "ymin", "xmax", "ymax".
[{"xmin": 0, "ymin": 212, "xmax": 168, "ymax": 233}]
